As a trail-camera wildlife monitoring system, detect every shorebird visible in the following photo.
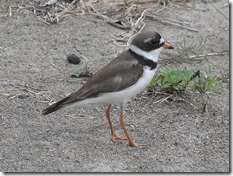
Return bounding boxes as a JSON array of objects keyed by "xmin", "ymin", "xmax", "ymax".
[{"xmin": 42, "ymin": 31, "xmax": 174, "ymax": 148}]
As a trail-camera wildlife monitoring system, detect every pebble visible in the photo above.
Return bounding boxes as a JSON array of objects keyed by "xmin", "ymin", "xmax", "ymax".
[
  {"xmin": 67, "ymin": 54, "xmax": 81, "ymax": 65},
  {"xmin": 18, "ymin": 93, "xmax": 29, "ymax": 99}
]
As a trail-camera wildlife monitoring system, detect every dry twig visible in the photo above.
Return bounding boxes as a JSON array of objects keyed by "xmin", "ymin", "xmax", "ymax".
[
  {"xmin": 189, "ymin": 51, "xmax": 229, "ymax": 59},
  {"xmin": 176, "ymin": 98, "xmax": 199, "ymax": 109},
  {"xmin": 146, "ymin": 14, "xmax": 198, "ymax": 32},
  {"xmin": 153, "ymin": 95, "xmax": 173, "ymax": 104},
  {"xmin": 209, "ymin": 0, "xmax": 228, "ymax": 19}
]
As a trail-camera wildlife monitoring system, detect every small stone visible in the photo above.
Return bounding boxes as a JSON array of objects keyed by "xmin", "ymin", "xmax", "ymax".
[
  {"xmin": 67, "ymin": 54, "xmax": 81, "ymax": 65},
  {"xmin": 173, "ymin": 142, "xmax": 179, "ymax": 146},
  {"xmin": 18, "ymin": 93, "xmax": 29, "ymax": 99}
]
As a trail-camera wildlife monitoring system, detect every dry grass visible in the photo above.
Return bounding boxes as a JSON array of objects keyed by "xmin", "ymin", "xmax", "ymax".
[{"xmin": 5, "ymin": 0, "xmax": 195, "ymax": 43}]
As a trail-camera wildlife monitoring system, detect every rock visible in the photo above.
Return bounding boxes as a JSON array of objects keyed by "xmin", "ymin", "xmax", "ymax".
[
  {"xmin": 67, "ymin": 54, "xmax": 81, "ymax": 65},
  {"xmin": 18, "ymin": 93, "xmax": 29, "ymax": 99}
]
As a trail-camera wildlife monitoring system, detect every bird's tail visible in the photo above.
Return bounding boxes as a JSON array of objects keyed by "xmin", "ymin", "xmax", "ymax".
[
  {"xmin": 42, "ymin": 102, "xmax": 62, "ymax": 115},
  {"xmin": 42, "ymin": 96, "xmax": 71, "ymax": 115}
]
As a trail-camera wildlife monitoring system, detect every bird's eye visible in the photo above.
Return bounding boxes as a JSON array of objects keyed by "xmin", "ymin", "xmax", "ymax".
[{"xmin": 149, "ymin": 39, "xmax": 159, "ymax": 46}]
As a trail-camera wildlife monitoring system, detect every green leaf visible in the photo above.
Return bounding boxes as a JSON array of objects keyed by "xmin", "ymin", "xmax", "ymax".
[{"xmin": 72, "ymin": 64, "xmax": 86, "ymax": 72}]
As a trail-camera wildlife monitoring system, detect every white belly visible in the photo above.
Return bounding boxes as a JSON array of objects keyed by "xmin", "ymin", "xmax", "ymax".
[{"xmin": 68, "ymin": 67, "xmax": 156, "ymax": 108}]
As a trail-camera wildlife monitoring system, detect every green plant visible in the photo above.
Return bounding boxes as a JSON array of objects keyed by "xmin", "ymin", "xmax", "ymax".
[
  {"xmin": 191, "ymin": 74, "xmax": 221, "ymax": 93},
  {"xmin": 72, "ymin": 52, "xmax": 109, "ymax": 74},
  {"xmin": 149, "ymin": 65, "xmax": 195, "ymax": 93},
  {"xmin": 149, "ymin": 64, "xmax": 222, "ymax": 113},
  {"xmin": 177, "ymin": 38, "xmax": 206, "ymax": 60},
  {"xmin": 190, "ymin": 72, "xmax": 222, "ymax": 113}
]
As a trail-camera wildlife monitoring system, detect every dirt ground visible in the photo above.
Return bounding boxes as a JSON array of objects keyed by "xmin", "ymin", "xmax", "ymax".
[{"xmin": 0, "ymin": 0, "xmax": 229, "ymax": 172}]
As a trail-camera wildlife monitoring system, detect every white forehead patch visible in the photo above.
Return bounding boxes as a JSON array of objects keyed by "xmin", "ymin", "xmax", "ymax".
[
  {"xmin": 144, "ymin": 37, "xmax": 165, "ymax": 44},
  {"xmin": 160, "ymin": 37, "xmax": 164, "ymax": 44}
]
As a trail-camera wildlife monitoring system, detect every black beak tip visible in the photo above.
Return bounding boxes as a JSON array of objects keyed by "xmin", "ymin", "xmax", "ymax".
[{"xmin": 169, "ymin": 45, "xmax": 174, "ymax": 49}]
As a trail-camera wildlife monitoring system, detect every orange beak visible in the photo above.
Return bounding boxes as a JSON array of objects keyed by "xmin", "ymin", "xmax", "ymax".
[{"xmin": 163, "ymin": 42, "xmax": 174, "ymax": 49}]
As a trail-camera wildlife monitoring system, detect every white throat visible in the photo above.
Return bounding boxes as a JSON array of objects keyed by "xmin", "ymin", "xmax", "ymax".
[{"xmin": 129, "ymin": 45, "xmax": 163, "ymax": 63}]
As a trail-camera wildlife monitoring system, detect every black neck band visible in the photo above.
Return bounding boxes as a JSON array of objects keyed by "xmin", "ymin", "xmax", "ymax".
[{"xmin": 129, "ymin": 49, "xmax": 157, "ymax": 70}]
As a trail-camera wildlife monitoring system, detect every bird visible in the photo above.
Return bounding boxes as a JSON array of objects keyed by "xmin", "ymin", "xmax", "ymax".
[{"xmin": 42, "ymin": 31, "xmax": 174, "ymax": 148}]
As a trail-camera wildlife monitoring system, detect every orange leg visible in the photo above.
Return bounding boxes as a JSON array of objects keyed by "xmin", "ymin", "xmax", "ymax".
[
  {"xmin": 119, "ymin": 115, "xmax": 147, "ymax": 148},
  {"xmin": 105, "ymin": 105, "xmax": 127, "ymax": 141}
]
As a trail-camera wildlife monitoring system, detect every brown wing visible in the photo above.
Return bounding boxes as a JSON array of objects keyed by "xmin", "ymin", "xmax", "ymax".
[
  {"xmin": 42, "ymin": 50, "xmax": 143, "ymax": 115},
  {"xmin": 69, "ymin": 50, "xmax": 143, "ymax": 100}
]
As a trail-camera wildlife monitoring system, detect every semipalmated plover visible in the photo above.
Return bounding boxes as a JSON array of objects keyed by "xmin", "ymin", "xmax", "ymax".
[{"xmin": 43, "ymin": 31, "xmax": 174, "ymax": 148}]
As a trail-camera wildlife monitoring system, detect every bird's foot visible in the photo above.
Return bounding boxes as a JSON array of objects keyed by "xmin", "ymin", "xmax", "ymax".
[
  {"xmin": 129, "ymin": 141, "xmax": 148, "ymax": 148},
  {"xmin": 111, "ymin": 134, "xmax": 127, "ymax": 141}
]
